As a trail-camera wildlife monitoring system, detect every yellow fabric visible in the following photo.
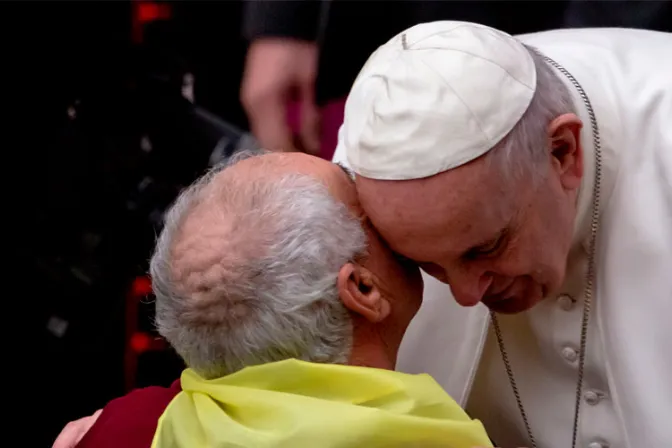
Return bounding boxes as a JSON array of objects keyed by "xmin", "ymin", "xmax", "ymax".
[{"xmin": 151, "ymin": 359, "xmax": 492, "ymax": 448}]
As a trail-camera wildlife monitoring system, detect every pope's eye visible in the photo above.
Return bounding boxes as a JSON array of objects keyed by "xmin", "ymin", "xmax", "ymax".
[
  {"xmin": 466, "ymin": 229, "xmax": 509, "ymax": 260},
  {"xmin": 480, "ymin": 238, "xmax": 503, "ymax": 255}
]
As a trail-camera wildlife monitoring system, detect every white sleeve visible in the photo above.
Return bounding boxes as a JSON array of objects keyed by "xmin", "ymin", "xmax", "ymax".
[{"xmin": 331, "ymin": 124, "xmax": 350, "ymax": 168}]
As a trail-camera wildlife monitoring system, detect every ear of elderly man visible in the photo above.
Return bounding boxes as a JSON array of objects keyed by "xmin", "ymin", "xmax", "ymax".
[{"xmin": 54, "ymin": 21, "xmax": 671, "ymax": 448}]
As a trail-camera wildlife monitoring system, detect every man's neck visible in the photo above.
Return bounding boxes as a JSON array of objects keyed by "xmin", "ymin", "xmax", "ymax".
[{"xmin": 348, "ymin": 322, "xmax": 396, "ymax": 370}]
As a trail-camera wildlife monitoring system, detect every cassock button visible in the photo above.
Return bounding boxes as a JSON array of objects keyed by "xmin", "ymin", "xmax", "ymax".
[
  {"xmin": 557, "ymin": 294, "xmax": 575, "ymax": 311},
  {"xmin": 584, "ymin": 390, "xmax": 602, "ymax": 405},
  {"xmin": 588, "ymin": 442, "xmax": 608, "ymax": 448},
  {"xmin": 561, "ymin": 346, "xmax": 578, "ymax": 362}
]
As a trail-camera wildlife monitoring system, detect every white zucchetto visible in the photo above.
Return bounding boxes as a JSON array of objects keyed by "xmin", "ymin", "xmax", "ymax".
[{"xmin": 339, "ymin": 21, "xmax": 537, "ymax": 180}]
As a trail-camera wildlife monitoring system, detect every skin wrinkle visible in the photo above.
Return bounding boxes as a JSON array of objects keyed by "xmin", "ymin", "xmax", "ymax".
[
  {"xmin": 171, "ymin": 175, "xmax": 281, "ymax": 303},
  {"xmin": 170, "ymin": 165, "xmax": 308, "ymax": 311}
]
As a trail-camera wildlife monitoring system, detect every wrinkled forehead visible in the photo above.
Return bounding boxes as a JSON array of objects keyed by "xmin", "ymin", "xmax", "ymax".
[{"xmin": 354, "ymin": 161, "xmax": 513, "ymax": 255}]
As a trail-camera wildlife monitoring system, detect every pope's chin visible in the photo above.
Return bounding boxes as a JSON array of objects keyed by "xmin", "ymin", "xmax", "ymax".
[{"xmin": 484, "ymin": 283, "xmax": 546, "ymax": 314}]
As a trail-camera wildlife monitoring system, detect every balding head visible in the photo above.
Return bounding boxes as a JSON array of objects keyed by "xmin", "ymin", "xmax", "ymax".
[{"xmin": 151, "ymin": 151, "xmax": 367, "ymax": 378}]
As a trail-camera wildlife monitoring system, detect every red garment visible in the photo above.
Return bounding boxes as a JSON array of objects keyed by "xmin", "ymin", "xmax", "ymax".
[{"xmin": 77, "ymin": 380, "xmax": 181, "ymax": 448}]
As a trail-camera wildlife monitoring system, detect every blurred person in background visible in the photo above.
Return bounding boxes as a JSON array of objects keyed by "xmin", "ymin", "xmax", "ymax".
[
  {"xmin": 54, "ymin": 151, "xmax": 492, "ymax": 448},
  {"xmin": 240, "ymin": 0, "xmax": 671, "ymax": 159}
]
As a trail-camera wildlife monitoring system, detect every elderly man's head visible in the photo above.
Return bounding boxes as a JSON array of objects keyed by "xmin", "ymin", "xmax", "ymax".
[
  {"xmin": 150, "ymin": 152, "xmax": 422, "ymax": 379},
  {"xmin": 342, "ymin": 23, "xmax": 583, "ymax": 314}
]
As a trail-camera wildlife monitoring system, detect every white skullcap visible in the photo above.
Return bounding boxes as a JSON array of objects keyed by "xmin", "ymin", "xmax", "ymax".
[{"xmin": 339, "ymin": 21, "xmax": 536, "ymax": 180}]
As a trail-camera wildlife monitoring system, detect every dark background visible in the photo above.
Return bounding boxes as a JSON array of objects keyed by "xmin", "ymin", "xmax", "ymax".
[{"xmin": 10, "ymin": 2, "xmax": 249, "ymax": 445}]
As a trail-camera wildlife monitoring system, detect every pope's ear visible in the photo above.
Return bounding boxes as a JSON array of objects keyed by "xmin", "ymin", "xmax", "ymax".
[
  {"xmin": 548, "ymin": 113, "xmax": 584, "ymax": 190},
  {"xmin": 337, "ymin": 263, "xmax": 390, "ymax": 323}
]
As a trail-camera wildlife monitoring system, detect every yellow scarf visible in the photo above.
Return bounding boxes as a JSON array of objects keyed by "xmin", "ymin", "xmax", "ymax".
[{"xmin": 152, "ymin": 359, "xmax": 492, "ymax": 448}]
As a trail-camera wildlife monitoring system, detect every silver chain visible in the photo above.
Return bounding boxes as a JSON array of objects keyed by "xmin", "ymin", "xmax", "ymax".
[{"xmin": 490, "ymin": 54, "xmax": 603, "ymax": 448}]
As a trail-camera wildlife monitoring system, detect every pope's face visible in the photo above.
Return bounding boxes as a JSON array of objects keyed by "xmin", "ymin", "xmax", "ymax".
[{"xmin": 355, "ymin": 147, "xmax": 582, "ymax": 314}]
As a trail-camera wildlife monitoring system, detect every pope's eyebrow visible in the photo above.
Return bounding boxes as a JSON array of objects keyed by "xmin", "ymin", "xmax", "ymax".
[{"xmin": 463, "ymin": 227, "xmax": 508, "ymax": 259}]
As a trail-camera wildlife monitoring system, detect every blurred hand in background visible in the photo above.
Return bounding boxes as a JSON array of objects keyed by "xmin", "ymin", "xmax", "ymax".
[{"xmin": 241, "ymin": 38, "xmax": 321, "ymax": 155}]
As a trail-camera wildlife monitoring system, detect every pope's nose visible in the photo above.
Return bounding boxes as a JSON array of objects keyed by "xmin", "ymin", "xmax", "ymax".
[{"xmin": 446, "ymin": 272, "xmax": 493, "ymax": 307}]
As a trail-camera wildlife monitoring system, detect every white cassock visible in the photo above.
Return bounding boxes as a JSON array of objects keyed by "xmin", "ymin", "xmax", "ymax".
[{"xmin": 333, "ymin": 24, "xmax": 672, "ymax": 448}]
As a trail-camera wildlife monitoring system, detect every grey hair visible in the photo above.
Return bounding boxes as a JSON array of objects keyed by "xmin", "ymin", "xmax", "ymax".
[
  {"xmin": 487, "ymin": 45, "xmax": 576, "ymax": 183},
  {"xmin": 150, "ymin": 150, "xmax": 367, "ymax": 379}
]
